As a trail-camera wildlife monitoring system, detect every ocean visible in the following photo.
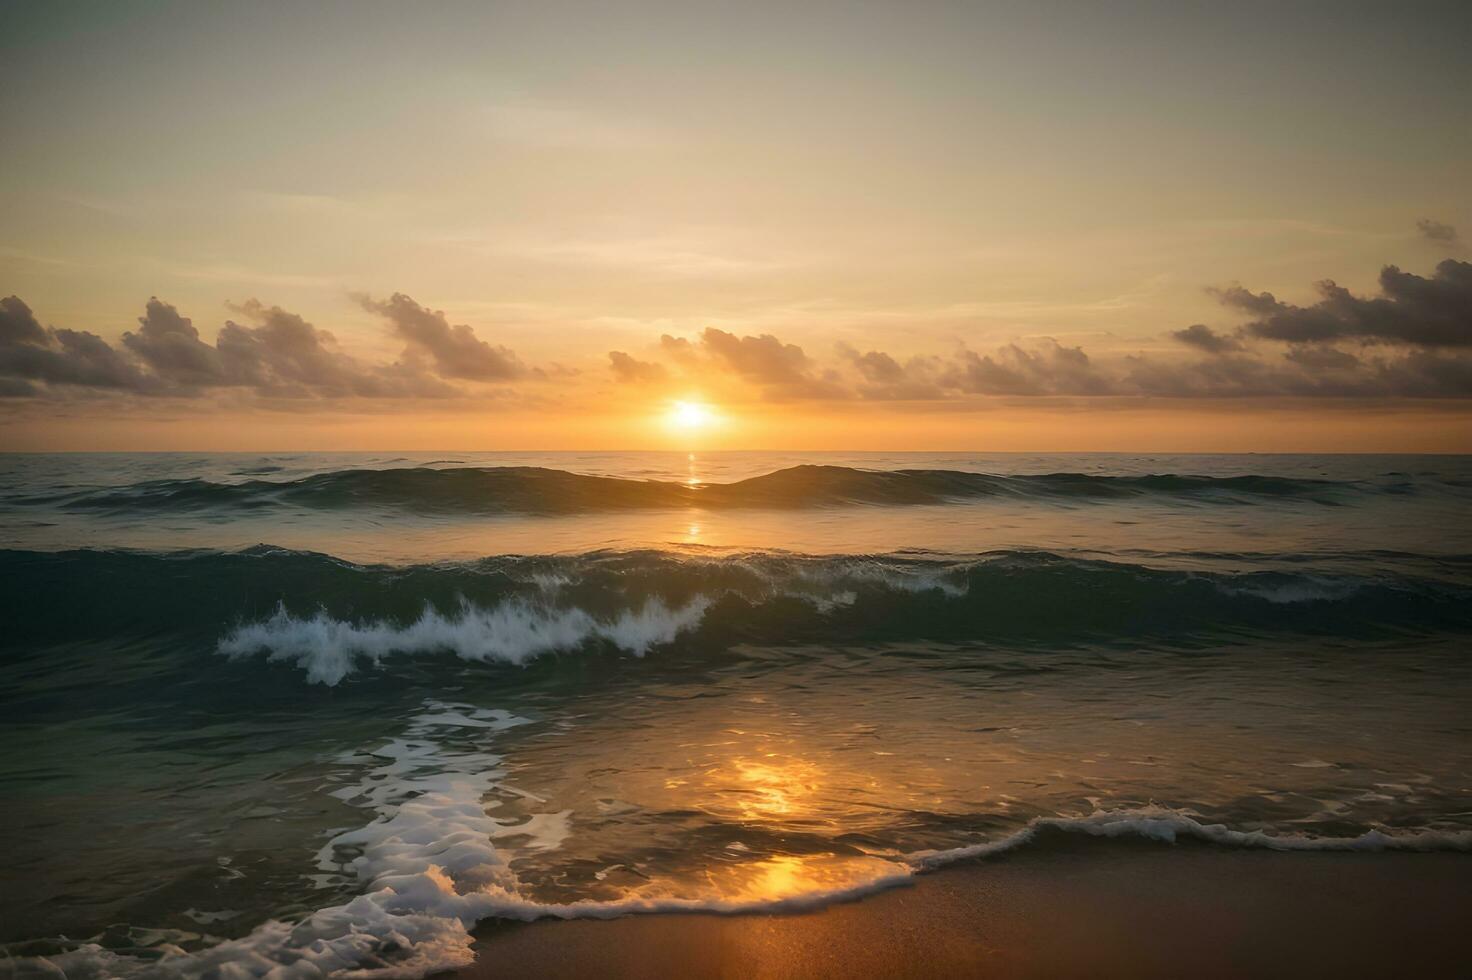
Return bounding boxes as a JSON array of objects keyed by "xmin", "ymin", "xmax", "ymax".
[{"xmin": 2, "ymin": 452, "xmax": 1470, "ymax": 978}]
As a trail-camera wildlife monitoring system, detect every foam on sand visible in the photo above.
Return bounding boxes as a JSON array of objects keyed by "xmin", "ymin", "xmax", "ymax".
[{"xmin": 18, "ymin": 697, "xmax": 1472, "ymax": 980}]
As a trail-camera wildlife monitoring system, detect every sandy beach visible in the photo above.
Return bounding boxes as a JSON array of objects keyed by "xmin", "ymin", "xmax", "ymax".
[{"xmin": 453, "ymin": 839, "xmax": 1472, "ymax": 979}]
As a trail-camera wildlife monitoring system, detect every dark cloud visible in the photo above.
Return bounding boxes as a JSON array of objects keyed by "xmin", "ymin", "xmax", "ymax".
[
  {"xmin": 1388, "ymin": 349, "xmax": 1472, "ymax": 397},
  {"xmin": 1220, "ymin": 260, "xmax": 1472, "ymax": 348},
  {"xmin": 1417, "ymin": 218, "xmax": 1459, "ymax": 245},
  {"xmin": 1283, "ymin": 345, "xmax": 1360, "ymax": 371},
  {"xmin": 358, "ymin": 293, "xmax": 525, "ymax": 381},
  {"xmin": 607, "ymin": 350, "xmax": 668, "ymax": 383},
  {"xmin": 1127, "ymin": 347, "xmax": 1472, "ymax": 399},
  {"xmin": 0, "ymin": 294, "xmax": 469, "ymax": 400},
  {"xmin": 1, "ymin": 296, "xmax": 50, "ymax": 346},
  {"xmin": 633, "ymin": 273, "xmax": 1472, "ymax": 402},
  {"xmin": 220, "ymin": 300, "xmax": 450, "ymax": 398},
  {"xmin": 123, "ymin": 298, "xmax": 227, "ymax": 386},
  {"xmin": 1172, "ymin": 323, "xmax": 1244, "ymax": 353},
  {"xmin": 835, "ymin": 329, "xmax": 1472, "ymax": 400},
  {"xmin": 122, "ymin": 296, "xmax": 449, "ymax": 397},
  {"xmin": 1, "ymin": 295, "xmax": 155, "ymax": 392},
  {"xmin": 1210, "ymin": 285, "xmax": 1284, "ymax": 316},
  {"xmin": 8, "ymin": 254, "xmax": 1471, "ymax": 406}
]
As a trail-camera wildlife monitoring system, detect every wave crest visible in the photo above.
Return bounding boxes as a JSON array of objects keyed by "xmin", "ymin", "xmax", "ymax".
[
  {"xmin": 7, "ymin": 546, "xmax": 1467, "ymax": 658},
  {"xmin": 219, "ymin": 596, "xmax": 710, "ymax": 686}
]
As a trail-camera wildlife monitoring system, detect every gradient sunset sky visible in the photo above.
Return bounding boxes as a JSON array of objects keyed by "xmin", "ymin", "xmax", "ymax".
[{"xmin": 2, "ymin": 0, "xmax": 1469, "ymax": 451}]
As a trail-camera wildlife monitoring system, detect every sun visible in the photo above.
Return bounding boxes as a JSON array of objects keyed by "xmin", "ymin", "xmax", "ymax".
[{"xmin": 668, "ymin": 400, "xmax": 715, "ymax": 430}]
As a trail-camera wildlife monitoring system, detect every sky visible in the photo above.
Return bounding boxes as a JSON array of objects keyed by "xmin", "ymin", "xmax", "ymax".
[{"xmin": 2, "ymin": 0, "xmax": 1470, "ymax": 451}]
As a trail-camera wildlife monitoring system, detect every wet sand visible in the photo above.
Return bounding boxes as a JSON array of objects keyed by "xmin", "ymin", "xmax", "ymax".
[{"xmin": 451, "ymin": 839, "xmax": 1471, "ymax": 979}]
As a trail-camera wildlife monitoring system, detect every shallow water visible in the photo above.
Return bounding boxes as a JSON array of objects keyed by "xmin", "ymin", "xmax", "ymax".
[{"xmin": 2, "ymin": 452, "xmax": 1470, "ymax": 977}]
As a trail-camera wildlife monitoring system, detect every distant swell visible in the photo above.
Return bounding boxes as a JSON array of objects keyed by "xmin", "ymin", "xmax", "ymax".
[{"xmin": 32, "ymin": 464, "xmax": 1372, "ymax": 515}]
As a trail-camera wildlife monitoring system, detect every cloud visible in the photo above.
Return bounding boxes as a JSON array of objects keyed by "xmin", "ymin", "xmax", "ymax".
[
  {"xmin": 837, "ymin": 344, "xmax": 948, "ymax": 400},
  {"xmin": 1, "ymin": 295, "xmax": 155, "ymax": 392},
  {"xmin": 825, "ymin": 259, "xmax": 1472, "ymax": 400},
  {"xmin": 1122, "ymin": 346, "xmax": 1472, "ymax": 399},
  {"xmin": 1218, "ymin": 259, "xmax": 1472, "ymax": 347},
  {"xmin": 607, "ymin": 351, "xmax": 668, "ymax": 383},
  {"xmin": 838, "ymin": 344, "xmax": 906, "ymax": 384},
  {"xmin": 945, "ymin": 341, "xmax": 1115, "ymax": 396},
  {"xmin": 1209, "ymin": 285, "xmax": 1284, "ymax": 316},
  {"xmin": 693, "ymin": 327, "xmax": 849, "ymax": 399},
  {"xmin": 630, "ymin": 257, "xmax": 1472, "ymax": 401},
  {"xmin": 357, "ymin": 293, "xmax": 526, "ymax": 381},
  {"xmin": 122, "ymin": 298, "xmax": 228, "ymax": 386},
  {"xmin": 1148, "ymin": 255, "xmax": 1472, "ymax": 396},
  {"xmin": 0, "ymin": 295, "xmax": 479, "ymax": 400},
  {"xmin": 699, "ymin": 328, "xmax": 813, "ymax": 385},
  {"xmin": 7, "ymin": 255, "xmax": 1470, "ymax": 408},
  {"xmin": 658, "ymin": 334, "xmax": 699, "ymax": 364},
  {"xmin": 0, "ymin": 296, "xmax": 49, "ymax": 347},
  {"xmin": 121, "ymin": 296, "xmax": 449, "ymax": 398},
  {"xmin": 1417, "ymin": 218, "xmax": 1459, "ymax": 245},
  {"xmin": 1282, "ymin": 345, "xmax": 1360, "ymax": 372},
  {"xmin": 220, "ymin": 300, "xmax": 450, "ymax": 398},
  {"xmin": 647, "ymin": 327, "xmax": 848, "ymax": 399},
  {"xmin": 1172, "ymin": 323, "xmax": 1244, "ymax": 353}
]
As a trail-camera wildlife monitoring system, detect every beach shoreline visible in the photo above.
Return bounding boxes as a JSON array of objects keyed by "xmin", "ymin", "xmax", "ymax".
[{"xmin": 450, "ymin": 839, "xmax": 1471, "ymax": 979}]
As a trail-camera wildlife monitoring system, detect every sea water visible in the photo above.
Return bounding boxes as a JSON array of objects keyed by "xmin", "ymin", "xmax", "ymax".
[{"xmin": 2, "ymin": 452, "xmax": 1470, "ymax": 977}]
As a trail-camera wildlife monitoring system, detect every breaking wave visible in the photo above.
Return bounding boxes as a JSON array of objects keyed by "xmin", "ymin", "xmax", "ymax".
[
  {"xmin": 5, "ymin": 546, "xmax": 1468, "ymax": 668},
  {"xmin": 219, "ymin": 597, "xmax": 710, "ymax": 686}
]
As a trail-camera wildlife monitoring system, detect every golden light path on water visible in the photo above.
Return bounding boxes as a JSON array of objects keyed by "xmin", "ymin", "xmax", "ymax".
[
  {"xmin": 489, "ymin": 699, "xmax": 1008, "ymax": 907},
  {"xmin": 681, "ymin": 749, "xmax": 910, "ymax": 905},
  {"xmin": 571, "ymin": 739, "xmax": 917, "ymax": 905}
]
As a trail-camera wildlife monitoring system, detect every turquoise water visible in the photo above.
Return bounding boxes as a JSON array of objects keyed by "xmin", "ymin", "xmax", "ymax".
[{"xmin": 2, "ymin": 453, "xmax": 1470, "ymax": 978}]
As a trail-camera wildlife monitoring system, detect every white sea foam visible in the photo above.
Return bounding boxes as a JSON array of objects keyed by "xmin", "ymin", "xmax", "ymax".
[
  {"xmin": 906, "ymin": 805, "xmax": 1472, "ymax": 871},
  {"xmin": 24, "ymin": 703, "xmax": 537, "ymax": 979},
  {"xmin": 218, "ymin": 596, "xmax": 710, "ymax": 685}
]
